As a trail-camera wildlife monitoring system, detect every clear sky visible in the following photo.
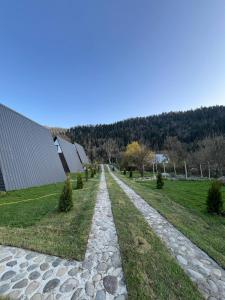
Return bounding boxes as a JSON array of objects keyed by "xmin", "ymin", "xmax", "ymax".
[{"xmin": 0, "ymin": 0, "xmax": 225, "ymax": 127}]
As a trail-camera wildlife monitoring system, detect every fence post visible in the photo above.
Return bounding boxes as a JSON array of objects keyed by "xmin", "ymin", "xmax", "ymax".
[
  {"xmin": 152, "ymin": 163, "xmax": 155, "ymax": 177},
  {"xmin": 200, "ymin": 164, "xmax": 203, "ymax": 178},
  {"xmin": 184, "ymin": 161, "xmax": 188, "ymax": 180},
  {"xmin": 208, "ymin": 162, "xmax": 211, "ymax": 180},
  {"xmin": 173, "ymin": 162, "xmax": 177, "ymax": 176},
  {"xmin": 163, "ymin": 163, "xmax": 166, "ymax": 173}
]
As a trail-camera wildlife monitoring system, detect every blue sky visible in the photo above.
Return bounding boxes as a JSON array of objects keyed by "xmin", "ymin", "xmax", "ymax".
[{"xmin": 0, "ymin": 0, "xmax": 225, "ymax": 127}]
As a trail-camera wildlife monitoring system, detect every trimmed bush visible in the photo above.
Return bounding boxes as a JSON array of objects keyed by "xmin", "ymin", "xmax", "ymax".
[
  {"xmin": 85, "ymin": 168, "xmax": 89, "ymax": 182},
  {"xmin": 156, "ymin": 173, "xmax": 164, "ymax": 189},
  {"xmin": 91, "ymin": 167, "xmax": 95, "ymax": 178},
  {"xmin": 77, "ymin": 173, "xmax": 83, "ymax": 189},
  {"xmin": 207, "ymin": 181, "xmax": 223, "ymax": 214},
  {"xmin": 58, "ymin": 175, "xmax": 73, "ymax": 212},
  {"xmin": 123, "ymin": 169, "xmax": 127, "ymax": 175},
  {"xmin": 129, "ymin": 170, "xmax": 133, "ymax": 178}
]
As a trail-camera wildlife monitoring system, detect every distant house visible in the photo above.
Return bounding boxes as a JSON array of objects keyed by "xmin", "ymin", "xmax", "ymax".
[
  {"xmin": 0, "ymin": 104, "xmax": 66, "ymax": 191},
  {"xmin": 74, "ymin": 142, "xmax": 89, "ymax": 165},
  {"xmin": 155, "ymin": 154, "xmax": 169, "ymax": 164},
  {"xmin": 54, "ymin": 136, "xmax": 83, "ymax": 173}
]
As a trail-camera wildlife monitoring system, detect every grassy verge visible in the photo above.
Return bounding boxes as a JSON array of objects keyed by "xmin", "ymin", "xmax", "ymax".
[
  {"xmin": 117, "ymin": 172, "xmax": 225, "ymax": 269},
  {"xmin": 105, "ymin": 169, "xmax": 202, "ymax": 300},
  {"xmin": 0, "ymin": 174, "xmax": 100, "ymax": 260}
]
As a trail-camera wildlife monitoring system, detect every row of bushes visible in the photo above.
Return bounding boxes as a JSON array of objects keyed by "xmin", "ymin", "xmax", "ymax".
[{"xmin": 58, "ymin": 164, "xmax": 99, "ymax": 212}]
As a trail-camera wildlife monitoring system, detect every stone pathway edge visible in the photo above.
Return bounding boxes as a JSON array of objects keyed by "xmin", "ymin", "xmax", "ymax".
[{"xmin": 108, "ymin": 166, "xmax": 225, "ymax": 300}]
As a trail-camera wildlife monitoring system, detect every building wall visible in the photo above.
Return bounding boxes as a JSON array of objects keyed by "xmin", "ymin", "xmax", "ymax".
[{"xmin": 0, "ymin": 104, "xmax": 66, "ymax": 191}]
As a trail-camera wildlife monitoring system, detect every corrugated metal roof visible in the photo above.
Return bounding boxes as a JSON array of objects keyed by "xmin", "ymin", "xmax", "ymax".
[
  {"xmin": 0, "ymin": 103, "xmax": 66, "ymax": 191},
  {"xmin": 74, "ymin": 142, "xmax": 89, "ymax": 165},
  {"xmin": 56, "ymin": 136, "xmax": 83, "ymax": 173}
]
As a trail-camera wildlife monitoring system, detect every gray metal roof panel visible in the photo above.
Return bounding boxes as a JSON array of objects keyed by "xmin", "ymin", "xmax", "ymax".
[
  {"xmin": 74, "ymin": 142, "xmax": 89, "ymax": 165},
  {"xmin": 56, "ymin": 136, "xmax": 83, "ymax": 173},
  {"xmin": 0, "ymin": 104, "xmax": 66, "ymax": 191}
]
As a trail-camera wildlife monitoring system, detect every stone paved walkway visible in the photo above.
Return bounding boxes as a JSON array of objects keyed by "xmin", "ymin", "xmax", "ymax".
[
  {"xmin": 109, "ymin": 167, "xmax": 225, "ymax": 300},
  {"xmin": 0, "ymin": 167, "xmax": 127, "ymax": 300}
]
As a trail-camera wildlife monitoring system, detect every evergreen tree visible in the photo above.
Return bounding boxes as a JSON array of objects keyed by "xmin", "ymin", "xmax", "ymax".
[
  {"xmin": 156, "ymin": 173, "xmax": 164, "ymax": 189},
  {"xmin": 58, "ymin": 175, "xmax": 73, "ymax": 212},
  {"xmin": 129, "ymin": 170, "xmax": 133, "ymax": 178},
  {"xmin": 90, "ymin": 167, "xmax": 95, "ymax": 178},
  {"xmin": 207, "ymin": 181, "xmax": 223, "ymax": 214},
  {"xmin": 76, "ymin": 173, "xmax": 83, "ymax": 189},
  {"xmin": 85, "ymin": 168, "xmax": 88, "ymax": 182}
]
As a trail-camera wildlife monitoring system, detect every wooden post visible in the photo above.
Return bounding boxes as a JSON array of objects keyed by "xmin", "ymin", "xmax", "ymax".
[
  {"xmin": 208, "ymin": 162, "xmax": 211, "ymax": 180},
  {"xmin": 152, "ymin": 163, "xmax": 155, "ymax": 177},
  {"xmin": 155, "ymin": 163, "xmax": 158, "ymax": 172},
  {"xmin": 173, "ymin": 162, "xmax": 177, "ymax": 176},
  {"xmin": 200, "ymin": 164, "xmax": 203, "ymax": 178},
  {"xmin": 184, "ymin": 161, "xmax": 188, "ymax": 180},
  {"xmin": 163, "ymin": 163, "xmax": 166, "ymax": 173}
]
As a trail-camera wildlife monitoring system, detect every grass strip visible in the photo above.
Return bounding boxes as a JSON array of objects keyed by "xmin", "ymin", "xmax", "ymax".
[
  {"xmin": 117, "ymin": 172, "xmax": 225, "ymax": 269},
  {"xmin": 105, "ymin": 169, "xmax": 202, "ymax": 300}
]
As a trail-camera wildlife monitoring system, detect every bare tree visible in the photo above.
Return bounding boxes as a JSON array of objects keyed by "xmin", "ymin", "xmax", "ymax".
[
  {"xmin": 103, "ymin": 139, "xmax": 119, "ymax": 164},
  {"xmin": 164, "ymin": 136, "xmax": 187, "ymax": 175},
  {"xmin": 194, "ymin": 136, "xmax": 225, "ymax": 177}
]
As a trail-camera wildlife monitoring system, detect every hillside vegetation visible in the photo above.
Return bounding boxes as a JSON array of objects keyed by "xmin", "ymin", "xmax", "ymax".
[{"xmin": 67, "ymin": 106, "xmax": 225, "ymax": 160}]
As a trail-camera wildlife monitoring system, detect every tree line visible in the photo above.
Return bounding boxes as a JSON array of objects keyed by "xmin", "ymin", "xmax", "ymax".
[{"xmin": 66, "ymin": 106, "xmax": 225, "ymax": 163}]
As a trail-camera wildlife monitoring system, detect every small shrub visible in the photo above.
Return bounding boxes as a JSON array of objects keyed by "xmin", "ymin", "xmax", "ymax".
[
  {"xmin": 0, "ymin": 191, "xmax": 6, "ymax": 198},
  {"xmin": 207, "ymin": 181, "xmax": 223, "ymax": 214},
  {"xmin": 156, "ymin": 173, "xmax": 164, "ymax": 189},
  {"xmin": 123, "ymin": 169, "xmax": 127, "ymax": 175},
  {"xmin": 58, "ymin": 175, "xmax": 73, "ymax": 212},
  {"xmin": 129, "ymin": 170, "xmax": 133, "ymax": 178},
  {"xmin": 85, "ymin": 168, "xmax": 88, "ymax": 182},
  {"xmin": 112, "ymin": 166, "xmax": 115, "ymax": 172},
  {"xmin": 90, "ymin": 167, "xmax": 95, "ymax": 178},
  {"xmin": 76, "ymin": 173, "xmax": 83, "ymax": 189}
]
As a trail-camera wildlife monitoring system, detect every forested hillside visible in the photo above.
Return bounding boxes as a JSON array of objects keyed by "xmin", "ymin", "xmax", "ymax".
[{"xmin": 67, "ymin": 106, "xmax": 225, "ymax": 160}]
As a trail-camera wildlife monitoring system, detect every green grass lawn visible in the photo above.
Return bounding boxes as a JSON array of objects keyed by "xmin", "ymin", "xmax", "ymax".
[
  {"xmin": 117, "ymin": 172, "xmax": 225, "ymax": 269},
  {"xmin": 0, "ymin": 173, "xmax": 99, "ymax": 260},
  {"xmin": 105, "ymin": 169, "xmax": 202, "ymax": 300}
]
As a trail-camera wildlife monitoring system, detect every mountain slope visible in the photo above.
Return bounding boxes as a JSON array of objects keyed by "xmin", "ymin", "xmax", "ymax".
[{"xmin": 67, "ymin": 106, "xmax": 225, "ymax": 160}]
